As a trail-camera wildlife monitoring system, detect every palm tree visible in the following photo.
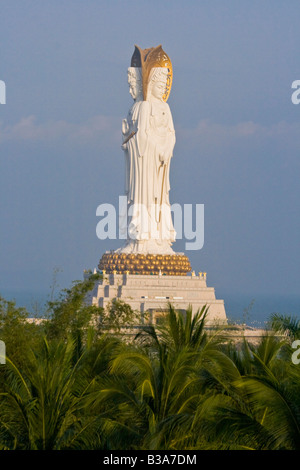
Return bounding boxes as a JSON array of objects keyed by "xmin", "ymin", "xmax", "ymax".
[
  {"xmin": 269, "ymin": 313, "xmax": 300, "ymax": 343},
  {"xmin": 0, "ymin": 336, "xmax": 108, "ymax": 449},
  {"xmin": 95, "ymin": 304, "xmax": 229, "ymax": 449},
  {"xmin": 97, "ymin": 342, "xmax": 203, "ymax": 449},
  {"xmin": 154, "ymin": 303, "xmax": 210, "ymax": 351},
  {"xmin": 2, "ymin": 294, "xmax": 300, "ymax": 450},
  {"xmin": 193, "ymin": 333, "xmax": 300, "ymax": 450}
]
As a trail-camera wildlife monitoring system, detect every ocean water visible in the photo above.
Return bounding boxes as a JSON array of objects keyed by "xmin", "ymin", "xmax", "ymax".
[
  {"xmin": 0, "ymin": 289, "xmax": 50, "ymax": 316},
  {"xmin": 222, "ymin": 293, "xmax": 300, "ymax": 327},
  {"xmin": 1, "ymin": 289, "xmax": 299, "ymax": 328}
]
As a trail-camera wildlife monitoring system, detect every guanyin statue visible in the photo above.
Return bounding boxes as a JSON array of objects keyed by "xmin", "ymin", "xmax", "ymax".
[
  {"xmin": 118, "ymin": 45, "xmax": 176, "ymax": 255},
  {"xmin": 99, "ymin": 45, "xmax": 191, "ymax": 275}
]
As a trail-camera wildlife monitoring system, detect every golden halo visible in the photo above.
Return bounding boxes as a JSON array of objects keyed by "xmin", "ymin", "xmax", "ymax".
[{"xmin": 131, "ymin": 44, "xmax": 173, "ymax": 102}]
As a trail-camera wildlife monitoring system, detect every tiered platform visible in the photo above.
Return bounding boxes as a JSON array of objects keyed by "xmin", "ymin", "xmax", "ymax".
[{"xmin": 84, "ymin": 269, "xmax": 227, "ymax": 326}]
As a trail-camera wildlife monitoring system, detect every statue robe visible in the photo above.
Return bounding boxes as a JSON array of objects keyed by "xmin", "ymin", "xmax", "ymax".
[{"xmin": 120, "ymin": 98, "xmax": 176, "ymax": 253}]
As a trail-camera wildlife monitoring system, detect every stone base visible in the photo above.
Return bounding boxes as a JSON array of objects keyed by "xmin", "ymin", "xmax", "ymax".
[{"xmin": 85, "ymin": 271, "xmax": 227, "ymax": 326}]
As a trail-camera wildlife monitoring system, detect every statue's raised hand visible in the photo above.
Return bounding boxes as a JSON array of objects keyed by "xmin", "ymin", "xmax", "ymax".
[{"xmin": 122, "ymin": 118, "xmax": 129, "ymax": 136}]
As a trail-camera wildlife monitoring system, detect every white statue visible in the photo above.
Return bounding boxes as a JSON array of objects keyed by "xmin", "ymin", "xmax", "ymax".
[
  {"xmin": 117, "ymin": 46, "xmax": 176, "ymax": 255},
  {"xmin": 122, "ymin": 67, "xmax": 143, "ymax": 202}
]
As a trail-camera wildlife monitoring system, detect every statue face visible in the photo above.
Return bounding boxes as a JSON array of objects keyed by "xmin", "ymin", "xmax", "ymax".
[
  {"xmin": 149, "ymin": 80, "xmax": 166, "ymax": 101},
  {"xmin": 127, "ymin": 69, "xmax": 142, "ymax": 101},
  {"xmin": 128, "ymin": 75, "xmax": 137, "ymax": 99}
]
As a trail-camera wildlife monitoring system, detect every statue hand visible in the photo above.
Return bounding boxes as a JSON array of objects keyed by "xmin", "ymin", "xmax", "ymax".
[{"xmin": 122, "ymin": 119, "xmax": 129, "ymax": 135}]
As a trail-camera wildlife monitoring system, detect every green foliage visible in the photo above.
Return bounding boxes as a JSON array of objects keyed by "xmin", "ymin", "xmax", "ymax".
[
  {"xmin": 0, "ymin": 283, "xmax": 300, "ymax": 450},
  {"xmin": 270, "ymin": 313, "xmax": 300, "ymax": 342},
  {"xmin": 45, "ymin": 273, "xmax": 103, "ymax": 341},
  {"xmin": 154, "ymin": 303, "xmax": 210, "ymax": 352},
  {"xmin": 100, "ymin": 299, "xmax": 141, "ymax": 333},
  {"xmin": 0, "ymin": 337, "xmax": 107, "ymax": 449},
  {"xmin": 0, "ymin": 297, "xmax": 43, "ymax": 369}
]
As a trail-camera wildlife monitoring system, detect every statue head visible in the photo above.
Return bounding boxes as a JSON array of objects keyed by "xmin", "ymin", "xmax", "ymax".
[
  {"xmin": 147, "ymin": 67, "xmax": 169, "ymax": 103},
  {"xmin": 127, "ymin": 67, "xmax": 143, "ymax": 101},
  {"xmin": 130, "ymin": 44, "xmax": 173, "ymax": 102}
]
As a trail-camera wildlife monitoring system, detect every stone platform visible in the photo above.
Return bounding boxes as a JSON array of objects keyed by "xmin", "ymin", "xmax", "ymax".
[{"xmin": 84, "ymin": 270, "xmax": 227, "ymax": 326}]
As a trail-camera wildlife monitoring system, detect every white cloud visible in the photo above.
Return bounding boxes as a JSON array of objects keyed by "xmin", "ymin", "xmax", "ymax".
[
  {"xmin": 177, "ymin": 119, "xmax": 300, "ymax": 147},
  {"xmin": 1, "ymin": 115, "xmax": 300, "ymax": 157},
  {"xmin": 0, "ymin": 115, "xmax": 121, "ymax": 145}
]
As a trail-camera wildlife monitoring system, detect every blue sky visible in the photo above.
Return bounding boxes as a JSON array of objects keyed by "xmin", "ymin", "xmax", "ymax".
[{"xmin": 1, "ymin": 1, "xmax": 300, "ymax": 313}]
